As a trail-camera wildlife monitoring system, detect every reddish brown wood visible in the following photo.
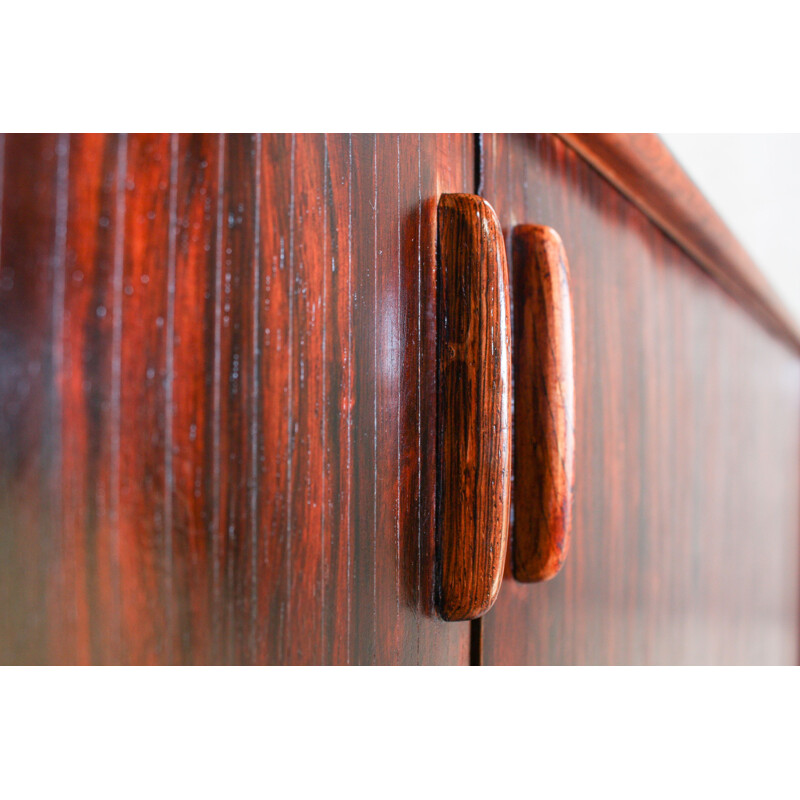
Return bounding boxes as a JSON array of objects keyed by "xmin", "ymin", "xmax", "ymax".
[
  {"xmin": 5, "ymin": 132, "xmax": 796, "ymax": 665},
  {"xmin": 512, "ymin": 225, "xmax": 575, "ymax": 583},
  {"xmin": 0, "ymin": 133, "xmax": 474, "ymax": 664},
  {"xmin": 170, "ymin": 133, "xmax": 220, "ymax": 663},
  {"xmin": 256, "ymin": 133, "xmax": 294, "ymax": 664},
  {"xmin": 60, "ymin": 134, "xmax": 122, "ymax": 664},
  {"xmin": 0, "ymin": 134, "xmax": 61, "ymax": 665},
  {"xmin": 436, "ymin": 194, "xmax": 511, "ymax": 621},
  {"xmin": 318, "ymin": 134, "xmax": 352, "ymax": 664},
  {"xmin": 557, "ymin": 133, "xmax": 800, "ymax": 351},
  {"xmin": 479, "ymin": 133, "xmax": 800, "ymax": 665},
  {"xmin": 117, "ymin": 133, "xmax": 174, "ymax": 664}
]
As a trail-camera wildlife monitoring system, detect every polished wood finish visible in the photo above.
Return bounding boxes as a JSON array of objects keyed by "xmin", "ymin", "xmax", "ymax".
[
  {"xmin": 512, "ymin": 225, "xmax": 574, "ymax": 583},
  {"xmin": 436, "ymin": 194, "xmax": 511, "ymax": 621},
  {"xmin": 479, "ymin": 133, "xmax": 800, "ymax": 664},
  {"xmin": 558, "ymin": 133, "xmax": 800, "ymax": 351},
  {"xmin": 0, "ymin": 133, "xmax": 475, "ymax": 664},
  {"xmin": 2, "ymin": 132, "xmax": 799, "ymax": 665}
]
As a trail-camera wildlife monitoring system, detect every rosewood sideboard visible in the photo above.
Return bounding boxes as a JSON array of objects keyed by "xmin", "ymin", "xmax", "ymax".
[{"xmin": 1, "ymin": 133, "xmax": 797, "ymax": 664}]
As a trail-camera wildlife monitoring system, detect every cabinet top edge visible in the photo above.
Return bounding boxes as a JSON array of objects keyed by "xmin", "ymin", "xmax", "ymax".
[{"xmin": 555, "ymin": 133, "xmax": 800, "ymax": 353}]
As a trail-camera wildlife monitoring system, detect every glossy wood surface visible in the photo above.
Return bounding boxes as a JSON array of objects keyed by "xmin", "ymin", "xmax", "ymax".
[
  {"xmin": 512, "ymin": 225, "xmax": 574, "ymax": 583},
  {"xmin": 558, "ymin": 134, "xmax": 800, "ymax": 351},
  {"xmin": 480, "ymin": 133, "xmax": 800, "ymax": 665},
  {"xmin": 0, "ymin": 133, "xmax": 474, "ymax": 664},
  {"xmin": 436, "ymin": 194, "xmax": 510, "ymax": 620},
  {"xmin": 2, "ymin": 132, "xmax": 799, "ymax": 665}
]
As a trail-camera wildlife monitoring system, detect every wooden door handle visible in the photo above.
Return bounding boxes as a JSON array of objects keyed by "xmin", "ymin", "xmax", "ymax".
[
  {"xmin": 512, "ymin": 225, "xmax": 575, "ymax": 582},
  {"xmin": 436, "ymin": 194, "xmax": 511, "ymax": 621}
]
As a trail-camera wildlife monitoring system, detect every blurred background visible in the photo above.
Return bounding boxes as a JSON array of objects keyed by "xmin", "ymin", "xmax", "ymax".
[{"xmin": 662, "ymin": 134, "xmax": 800, "ymax": 322}]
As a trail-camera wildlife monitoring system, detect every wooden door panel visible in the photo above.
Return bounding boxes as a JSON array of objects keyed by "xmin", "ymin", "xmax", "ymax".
[
  {"xmin": 0, "ymin": 133, "xmax": 473, "ymax": 665},
  {"xmin": 480, "ymin": 133, "xmax": 800, "ymax": 664}
]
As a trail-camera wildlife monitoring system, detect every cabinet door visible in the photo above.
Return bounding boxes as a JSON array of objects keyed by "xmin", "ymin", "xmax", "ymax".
[
  {"xmin": 0, "ymin": 133, "xmax": 473, "ymax": 665},
  {"xmin": 479, "ymin": 133, "xmax": 800, "ymax": 665}
]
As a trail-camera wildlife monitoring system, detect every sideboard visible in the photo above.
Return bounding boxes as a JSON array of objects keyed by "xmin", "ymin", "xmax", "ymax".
[{"xmin": 1, "ymin": 133, "xmax": 797, "ymax": 664}]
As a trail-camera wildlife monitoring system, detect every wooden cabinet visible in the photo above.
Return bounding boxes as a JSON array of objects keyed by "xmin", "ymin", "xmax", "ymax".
[
  {"xmin": 479, "ymin": 134, "xmax": 800, "ymax": 665},
  {"xmin": 1, "ymin": 133, "xmax": 798, "ymax": 664}
]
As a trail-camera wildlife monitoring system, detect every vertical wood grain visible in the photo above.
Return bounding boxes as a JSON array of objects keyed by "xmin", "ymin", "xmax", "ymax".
[
  {"xmin": 374, "ymin": 134, "xmax": 402, "ymax": 662},
  {"xmin": 0, "ymin": 133, "xmax": 475, "ymax": 664},
  {"xmin": 397, "ymin": 134, "xmax": 425, "ymax": 662},
  {"xmin": 512, "ymin": 225, "xmax": 575, "ymax": 583},
  {"xmin": 286, "ymin": 133, "xmax": 326, "ymax": 664},
  {"xmin": 170, "ymin": 133, "xmax": 220, "ymax": 664},
  {"xmin": 256, "ymin": 133, "xmax": 293, "ymax": 664},
  {"xmin": 348, "ymin": 133, "xmax": 378, "ymax": 663},
  {"xmin": 60, "ymin": 134, "xmax": 122, "ymax": 664},
  {"xmin": 320, "ymin": 134, "xmax": 354, "ymax": 664},
  {"xmin": 413, "ymin": 134, "xmax": 474, "ymax": 663},
  {"xmin": 117, "ymin": 133, "xmax": 172, "ymax": 664},
  {"xmin": 436, "ymin": 194, "xmax": 511, "ymax": 621},
  {"xmin": 216, "ymin": 133, "xmax": 259, "ymax": 664},
  {"xmin": 480, "ymin": 133, "xmax": 800, "ymax": 665}
]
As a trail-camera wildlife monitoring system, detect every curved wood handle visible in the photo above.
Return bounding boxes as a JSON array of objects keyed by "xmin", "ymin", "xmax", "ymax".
[
  {"xmin": 436, "ymin": 194, "xmax": 511, "ymax": 621},
  {"xmin": 512, "ymin": 225, "xmax": 575, "ymax": 582}
]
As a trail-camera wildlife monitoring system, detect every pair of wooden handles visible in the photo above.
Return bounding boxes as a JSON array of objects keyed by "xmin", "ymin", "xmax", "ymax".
[{"xmin": 437, "ymin": 194, "xmax": 575, "ymax": 621}]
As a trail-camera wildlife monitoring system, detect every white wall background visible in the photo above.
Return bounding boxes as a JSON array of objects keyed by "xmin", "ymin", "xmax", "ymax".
[{"xmin": 660, "ymin": 134, "xmax": 800, "ymax": 323}]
